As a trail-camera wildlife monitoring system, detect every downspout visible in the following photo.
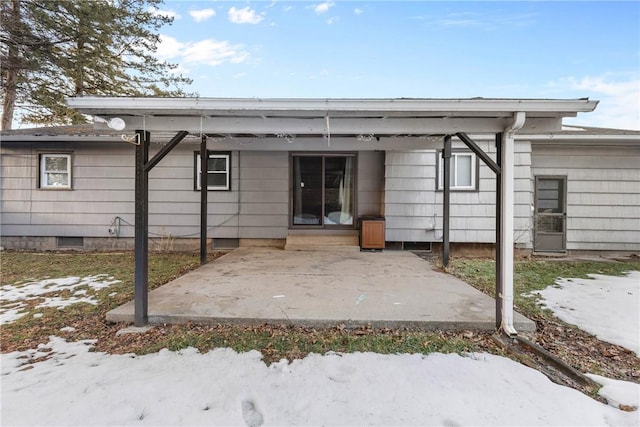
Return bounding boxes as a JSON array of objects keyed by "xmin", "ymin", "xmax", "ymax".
[{"xmin": 500, "ymin": 112, "xmax": 525, "ymax": 336}]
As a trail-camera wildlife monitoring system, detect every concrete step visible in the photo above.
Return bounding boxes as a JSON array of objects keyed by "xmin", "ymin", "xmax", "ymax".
[{"xmin": 284, "ymin": 234, "xmax": 360, "ymax": 251}]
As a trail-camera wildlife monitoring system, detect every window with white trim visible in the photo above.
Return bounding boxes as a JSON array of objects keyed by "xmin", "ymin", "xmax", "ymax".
[
  {"xmin": 195, "ymin": 152, "xmax": 231, "ymax": 191},
  {"xmin": 437, "ymin": 151, "xmax": 478, "ymax": 191},
  {"xmin": 40, "ymin": 153, "xmax": 72, "ymax": 189}
]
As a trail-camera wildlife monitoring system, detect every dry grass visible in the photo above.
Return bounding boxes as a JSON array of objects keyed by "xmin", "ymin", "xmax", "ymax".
[{"xmin": 2, "ymin": 251, "xmax": 638, "ymax": 383}]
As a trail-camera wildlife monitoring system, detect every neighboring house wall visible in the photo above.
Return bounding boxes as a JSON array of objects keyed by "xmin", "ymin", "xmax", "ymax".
[
  {"xmin": 531, "ymin": 143, "xmax": 640, "ymax": 251},
  {"xmin": 384, "ymin": 138, "xmax": 533, "ymax": 246}
]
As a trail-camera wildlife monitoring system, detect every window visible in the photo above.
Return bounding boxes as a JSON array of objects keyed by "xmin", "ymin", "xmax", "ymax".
[
  {"xmin": 40, "ymin": 153, "xmax": 72, "ymax": 189},
  {"xmin": 437, "ymin": 151, "xmax": 478, "ymax": 191},
  {"xmin": 195, "ymin": 152, "xmax": 231, "ymax": 191}
]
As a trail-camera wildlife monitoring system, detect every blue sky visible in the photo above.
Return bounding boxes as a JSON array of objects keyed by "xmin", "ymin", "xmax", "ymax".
[{"xmin": 154, "ymin": 1, "xmax": 639, "ymax": 129}]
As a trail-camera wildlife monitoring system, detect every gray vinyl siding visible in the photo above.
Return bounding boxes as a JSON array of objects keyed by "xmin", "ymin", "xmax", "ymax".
[
  {"xmin": 1, "ymin": 143, "xmax": 383, "ymax": 241},
  {"xmin": 236, "ymin": 151, "xmax": 289, "ymax": 239},
  {"xmin": 147, "ymin": 149, "xmax": 290, "ymax": 240},
  {"xmin": 357, "ymin": 151, "xmax": 384, "ymax": 217},
  {"xmin": 1, "ymin": 142, "xmax": 249, "ymax": 239},
  {"xmin": 1, "ymin": 142, "xmax": 135, "ymax": 237},
  {"xmin": 531, "ymin": 144, "xmax": 640, "ymax": 251},
  {"xmin": 384, "ymin": 139, "xmax": 533, "ymax": 245}
]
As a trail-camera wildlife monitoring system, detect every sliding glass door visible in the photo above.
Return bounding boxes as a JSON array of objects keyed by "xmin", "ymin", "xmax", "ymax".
[{"xmin": 292, "ymin": 154, "xmax": 355, "ymax": 227}]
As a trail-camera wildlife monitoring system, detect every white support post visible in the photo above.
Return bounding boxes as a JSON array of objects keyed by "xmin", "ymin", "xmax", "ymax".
[
  {"xmin": 500, "ymin": 131, "xmax": 516, "ymax": 335},
  {"xmin": 499, "ymin": 112, "xmax": 525, "ymax": 336}
]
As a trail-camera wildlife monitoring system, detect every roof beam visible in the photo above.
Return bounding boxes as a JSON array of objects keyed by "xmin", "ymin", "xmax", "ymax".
[
  {"xmin": 109, "ymin": 116, "xmax": 562, "ymax": 134},
  {"xmin": 144, "ymin": 130, "xmax": 189, "ymax": 172},
  {"xmin": 456, "ymin": 132, "xmax": 500, "ymax": 174}
]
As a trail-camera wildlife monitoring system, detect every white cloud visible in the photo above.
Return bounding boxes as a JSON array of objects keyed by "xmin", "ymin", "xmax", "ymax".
[
  {"xmin": 157, "ymin": 35, "xmax": 249, "ymax": 67},
  {"xmin": 432, "ymin": 11, "xmax": 537, "ymax": 30},
  {"xmin": 560, "ymin": 74, "xmax": 640, "ymax": 130},
  {"xmin": 310, "ymin": 68, "xmax": 329, "ymax": 79},
  {"xmin": 354, "ymin": 8, "xmax": 363, "ymax": 15},
  {"xmin": 190, "ymin": 8, "xmax": 215, "ymax": 23},
  {"xmin": 228, "ymin": 6, "xmax": 264, "ymax": 24},
  {"xmin": 156, "ymin": 35, "xmax": 183, "ymax": 58},
  {"xmin": 148, "ymin": 6, "xmax": 180, "ymax": 20},
  {"xmin": 314, "ymin": 2, "xmax": 334, "ymax": 14},
  {"xmin": 326, "ymin": 16, "xmax": 339, "ymax": 25}
]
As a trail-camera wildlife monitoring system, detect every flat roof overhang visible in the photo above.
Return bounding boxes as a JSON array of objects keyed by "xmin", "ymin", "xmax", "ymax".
[
  {"xmin": 66, "ymin": 96, "xmax": 599, "ymax": 136},
  {"xmin": 62, "ymin": 96, "xmax": 601, "ymax": 332}
]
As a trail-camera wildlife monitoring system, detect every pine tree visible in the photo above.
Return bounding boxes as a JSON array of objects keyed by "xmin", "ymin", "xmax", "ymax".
[{"xmin": 1, "ymin": 0, "xmax": 192, "ymax": 129}]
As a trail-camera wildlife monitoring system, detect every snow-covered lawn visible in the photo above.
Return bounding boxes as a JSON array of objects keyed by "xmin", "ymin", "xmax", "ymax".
[
  {"xmin": 2, "ymin": 336, "xmax": 638, "ymax": 427},
  {"xmin": 0, "ymin": 275, "xmax": 120, "ymax": 324},
  {"xmin": 1, "ymin": 271, "xmax": 638, "ymax": 426},
  {"xmin": 532, "ymin": 271, "xmax": 640, "ymax": 357}
]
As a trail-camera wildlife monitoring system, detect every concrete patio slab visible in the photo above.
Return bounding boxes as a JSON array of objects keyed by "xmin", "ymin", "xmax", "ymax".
[{"xmin": 107, "ymin": 248, "xmax": 535, "ymax": 331}]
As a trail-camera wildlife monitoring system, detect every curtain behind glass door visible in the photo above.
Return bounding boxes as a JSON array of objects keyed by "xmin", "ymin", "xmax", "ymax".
[{"xmin": 324, "ymin": 156, "xmax": 354, "ymax": 225}]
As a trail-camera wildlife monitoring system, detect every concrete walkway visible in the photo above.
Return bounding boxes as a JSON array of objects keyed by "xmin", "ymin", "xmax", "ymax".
[{"xmin": 107, "ymin": 248, "xmax": 535, "ymax": 331}]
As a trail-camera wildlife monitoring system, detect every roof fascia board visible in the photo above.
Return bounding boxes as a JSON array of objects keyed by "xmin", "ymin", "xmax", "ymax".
[
  {"xmin": 66, "ymin": 97, "xmax": 598, "ymax": 115},
  {"xmin": 0, "ymin": 135, "xmax": 122, "ymax": 143}
]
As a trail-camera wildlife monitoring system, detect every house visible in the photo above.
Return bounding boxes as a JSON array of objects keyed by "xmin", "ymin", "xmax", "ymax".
[
  {"xmin": 2, "ymin": 97, "xmax": 638, "ymax": 329},
  {"xmin": 2, "ymin": 99, "xmax": 638, "ymax": 255}
]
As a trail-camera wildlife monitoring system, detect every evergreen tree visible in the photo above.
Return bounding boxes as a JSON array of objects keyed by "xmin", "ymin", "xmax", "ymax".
[{"xmin": 1, "ymin": 0, "xmax": 192, "ymax": 129}]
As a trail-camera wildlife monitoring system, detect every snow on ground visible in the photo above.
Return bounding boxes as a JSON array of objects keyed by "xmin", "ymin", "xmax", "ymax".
[
  {"xmin": 2, "ymin": 271, "xmax": 639, "ymax": 426},
  {"xmin": 2, "ymin": 336, "xmax": 638, "ymax": 427},
  {"xmin": 0, "ymin": 275, "xmax": 120, "ymax": 324},
  {"xmin": 531, "ymin": 270, "xmax": 640, "ymax": 413},
  {"xmin": 532, "ymin": 271, "xmax": 640, "ymax": 357}
]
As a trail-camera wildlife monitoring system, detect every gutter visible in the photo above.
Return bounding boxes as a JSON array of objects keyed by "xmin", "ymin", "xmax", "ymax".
[
  {"xmin": 66, "ymin": 96, "xmax": 599, "ymax": 116},
  {"xmin": 506, "ymin": 112, "xmax": 526, "ymax": 135},
  {"xmin": 500, "ymin": 112, "xmax": 525, "ymax": 336}
]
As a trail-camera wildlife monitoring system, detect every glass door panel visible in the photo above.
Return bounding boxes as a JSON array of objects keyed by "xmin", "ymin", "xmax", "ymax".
[
  {"xmin": 292, "ymin": 155, "xmax": 355, "ymax": 227},
  {"xmin": 324, "ymin": 156, "xmax": 354, "ymax": 225},
  {"xmin": 292, "ymin": 156, "xmax": 323, "ymax": 225},
  {"xmin": 534, "ymin": 176, "xmax": 567, "ymax": 252}
]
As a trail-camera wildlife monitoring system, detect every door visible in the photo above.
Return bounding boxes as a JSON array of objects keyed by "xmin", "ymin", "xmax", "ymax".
[
  {"xmin": 292, "ymin": 154, "xmax": 355, "ymax": 227},
  {"xmin": 534, "ymin": 176, "xmax": 567, "ymax": 252}
]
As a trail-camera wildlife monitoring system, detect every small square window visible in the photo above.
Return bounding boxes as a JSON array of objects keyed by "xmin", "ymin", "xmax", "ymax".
[
  {"xmin": 40, "ymin": 154, "xmax": 72, "ymax": 189},
  {"xmin": 437, "ymin": 151, "xmax": 478, "ymax": 191},
  {"xmin": 195, "ymin": 152, "xmax": 231, "ymax": 191}
]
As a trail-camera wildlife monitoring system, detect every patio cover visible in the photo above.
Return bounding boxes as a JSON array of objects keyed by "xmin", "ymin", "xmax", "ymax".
[{"xmin": 66, "ymin": 96, "xmax": 598, "ymax": 335}]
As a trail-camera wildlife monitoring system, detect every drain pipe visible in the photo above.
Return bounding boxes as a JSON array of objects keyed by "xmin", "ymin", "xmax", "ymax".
[{"xmin": 500, "ymin": 111, "xmax": 526, "ymax": 336}]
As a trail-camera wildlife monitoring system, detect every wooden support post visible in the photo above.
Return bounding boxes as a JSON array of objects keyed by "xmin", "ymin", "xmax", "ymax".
[
  {"xmin": 443, "ymin": 135, "xmax": 452, "ymax": 267},
  {"xmin": 200, "ymin": 135, "xmax": 208, "ymax": 265},
  {"xmin": 133, "ymin": 130, "xmax": 188, "ymax": 326},
  {"xmin": 134, "ymin": 130, "xmax": 150, "ymax": 326}
]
